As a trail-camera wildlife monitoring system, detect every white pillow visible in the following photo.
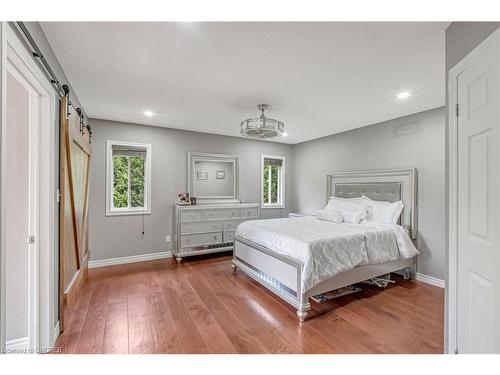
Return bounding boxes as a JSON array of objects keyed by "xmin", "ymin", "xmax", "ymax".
[
  {"xmin": 316, "ymin": 209, "xmax": 343, "ymax": 223},
  {"xmin": 342, "ymin": 210, "xmax": 367, "ymax": 224},
  {"xmin": 361, "ymin": 195, "xmax": 404, "ymax": 224},
  {"xmin": 325, "ymin": 196, "xmax": 368, "ymax": 213}
]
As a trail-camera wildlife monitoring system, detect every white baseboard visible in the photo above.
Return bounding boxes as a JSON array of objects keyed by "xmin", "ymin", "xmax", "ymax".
[
  {"xmin": 6, "ymin": 336, "xmax": 29, "ymax": 352},
  {"xmin": 88, "ymin": 251, "xmax": 173, "ymax": 269},
  {"xmin": 415, "ymin": 272, "xmax": 445, "ymax": 288}
]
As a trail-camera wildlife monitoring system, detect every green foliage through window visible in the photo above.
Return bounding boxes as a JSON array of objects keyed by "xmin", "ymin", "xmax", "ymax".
[
  {"xmin": 113, "ymin": 154, "xmax": 145, "ymax": 209},
  {"xmin": 263, "ymin": 165, "xmax": 280, "ymax": 204},
  {"xmin": 113, "ymin": 156, "xmax": 128, "ymax": 208},
  {"xmin": 130, "ymin": 156, "xmax": 145, "ymax": 207}
]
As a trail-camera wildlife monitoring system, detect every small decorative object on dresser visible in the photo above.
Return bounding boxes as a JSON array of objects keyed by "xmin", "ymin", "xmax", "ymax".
[
  {"xmin": 177, "ymin": 192, "xmax": 191, "ymax": 205},
  {"xmin": 172, "ymin": 203, "xmax": 259, "ymax": 264},
  {"xmin": 190, "ymin": 196, "xmax": 197, "ymax": 205}
]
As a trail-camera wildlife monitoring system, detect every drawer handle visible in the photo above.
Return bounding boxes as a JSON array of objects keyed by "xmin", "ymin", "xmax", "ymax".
[
  {"xmin": 213, "ymin": 224, "xmax": 218, "ymax": 229},
  {"xmin": 247, "ymin": 211, "xmax": 251, "ymax": 215},
  {"xmin": 214, "ymin": 235, "xmax": 218, "ymax": 240},
  {"xmin": 186, "ymin": 238, "xmax": 191, "ymax": 243}
]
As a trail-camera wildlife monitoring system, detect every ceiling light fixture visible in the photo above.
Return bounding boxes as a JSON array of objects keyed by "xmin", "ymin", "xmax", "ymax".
[
  {"xmin": 144, "ymin": 110, "xmax": 154, "ymax": 117},
  {"xmin": 397, "ymin": 91, "xmax": 411, "ymax": 100},
  {"xmin": 241, "ymin": 104, "xmax": 284, "ymax": 139}
]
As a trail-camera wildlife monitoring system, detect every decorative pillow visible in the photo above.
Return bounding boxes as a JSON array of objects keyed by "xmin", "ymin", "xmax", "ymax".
[
  {"xmin": 316, "ymin": 209, "xmax": 344, "ymax": 223},
  {"xmin": 325, "ymin": 196, "xmax": 368, "ymax": 213},
  {"xmin": 342, "ymin": 210, "xmax": 367, "ymax": 224},
  {"xmin": 361, "ymin": 195, "xmax": 404, "ymax": 224}
]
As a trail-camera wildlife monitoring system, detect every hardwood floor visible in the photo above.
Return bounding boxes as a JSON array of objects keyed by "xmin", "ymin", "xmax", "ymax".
[{"xmin": 54, "ymin": 254, "xmax": 444, "ymax": 354}]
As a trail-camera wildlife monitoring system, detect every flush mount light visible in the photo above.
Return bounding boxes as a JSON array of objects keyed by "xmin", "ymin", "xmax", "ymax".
[
  {"xmin": 241, "ymin": 104, "xmax": 284, "ymax": 139},
  {"xmin": 397, "ymin": 92, "xmax": 411, "ymax": 100},
  {"xmin": 144, "ymin": 110, "xmax": 154, "ymax": 117}
]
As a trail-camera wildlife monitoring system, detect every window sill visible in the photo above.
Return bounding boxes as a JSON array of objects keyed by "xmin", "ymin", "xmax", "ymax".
[
  {"xmin": 106, "ymin": 210, "xmax": 152, "ymax": 217},
  {"xmin": 260, "ymin": 204, "xmax": 285, "ymax": 209}
]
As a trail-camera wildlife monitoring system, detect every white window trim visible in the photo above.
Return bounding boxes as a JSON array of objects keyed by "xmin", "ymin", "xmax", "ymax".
[
  {"xmin": 260, "ymin": 154, "xmax": 285, "ymax": 209},
  {"xmin": 106, "ymin": 140, "xmax": 152, "ymax": 216}
]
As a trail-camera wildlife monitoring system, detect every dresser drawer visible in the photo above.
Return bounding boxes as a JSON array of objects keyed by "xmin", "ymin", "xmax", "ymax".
[
  {"xmin": 204, "ymin": 208, "xmax": 240, "ymax": 220},
  {"xmin": 180, "ymin": 232, "xmax": 222, "ymax": 248},
  {"xmin": 181, "ymin": 221, "xmax": 222, "ymax": 235},
  {"xmin": 241, "ymin": 207, "xmax": 258, "ymax": 219},
  {"xmin": 223, "ymin": 219, "xmax": 246, "ymax": 231},
  {"xmin": 223, "ymin": 231, "xmax": 236, "ymax": 243},
  {"xmin": 181, "ymin": 209, "xmax": 203, "ymax": 222}
]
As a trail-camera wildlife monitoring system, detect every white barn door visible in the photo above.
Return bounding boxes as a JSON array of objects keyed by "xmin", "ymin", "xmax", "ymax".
[{"xmin": 456, "ymin": 32, "xmax": 500, "ymax": 354}]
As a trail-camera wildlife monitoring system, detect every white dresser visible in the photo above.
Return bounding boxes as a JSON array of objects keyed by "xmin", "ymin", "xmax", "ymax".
[{"xmin": 172, "ymin": 203, "xmax": 259, "ymax": 263}]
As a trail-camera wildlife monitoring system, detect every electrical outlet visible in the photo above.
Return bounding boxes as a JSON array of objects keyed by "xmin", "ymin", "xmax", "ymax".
[{"xmin": 165, "ymin": 235, "xmax": 171, "ymax": 243}]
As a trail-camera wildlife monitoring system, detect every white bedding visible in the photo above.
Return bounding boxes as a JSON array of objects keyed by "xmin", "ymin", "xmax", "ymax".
[{"xmin": 235, "ymin": 216, "xmax": 419, "ymax": 293}]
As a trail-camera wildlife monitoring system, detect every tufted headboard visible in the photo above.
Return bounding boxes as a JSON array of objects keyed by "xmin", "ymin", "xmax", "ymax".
[{"xmin": 326, "ymin": 169, "xmax": 418, "ymax": 239}]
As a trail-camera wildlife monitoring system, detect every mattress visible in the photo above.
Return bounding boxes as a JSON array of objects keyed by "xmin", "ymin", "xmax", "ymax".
[{"xmin": 235, "ymin": 216, "xmax": 419, "ymax": 293}]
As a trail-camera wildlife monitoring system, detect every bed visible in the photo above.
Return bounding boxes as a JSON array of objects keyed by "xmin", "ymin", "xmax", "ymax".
[{"xmin": 232, "ymin": 168, "xmax": 418, "ymax": 323}]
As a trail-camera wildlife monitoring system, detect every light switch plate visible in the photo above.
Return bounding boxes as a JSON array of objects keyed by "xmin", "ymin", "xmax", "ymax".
[{"xmin": 165, "ymin": 235, "xmax": 171, "ymax": 243}]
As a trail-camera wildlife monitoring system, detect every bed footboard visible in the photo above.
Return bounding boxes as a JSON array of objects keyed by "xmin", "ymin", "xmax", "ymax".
[
  {"xmin": 233, "ymin": 237, "xmax": 311, "ymax": 322},
  {"xmin": 233, "ymin": 236, "xmax": 417, "ymax": 323}
]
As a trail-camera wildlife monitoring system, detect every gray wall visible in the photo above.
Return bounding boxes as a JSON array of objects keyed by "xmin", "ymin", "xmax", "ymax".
[
  {"xmin": 445, "ymin": 22, "xmax": 500, "ymax": 71},
  {"xmin": 292, "ymin": 107, "xmax": 445, "ymax": 280},
  {"xmin": 23, "ymin": 22, "xmax": 84, "ymax": 111},
  {"xmin": 89, "ymin": 119, "xmax": 294, "ymax": 261}
]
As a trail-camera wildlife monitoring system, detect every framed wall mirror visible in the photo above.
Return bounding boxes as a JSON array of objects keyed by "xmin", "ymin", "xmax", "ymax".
[{"xmin": 187, "ymin": 152, "xmax": 240, "ymax": 204}]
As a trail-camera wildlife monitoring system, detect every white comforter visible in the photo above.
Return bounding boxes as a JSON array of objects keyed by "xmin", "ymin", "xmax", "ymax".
[{"xmin": 235, "ymin": 216, "xmax": 419, "ymax": 293}]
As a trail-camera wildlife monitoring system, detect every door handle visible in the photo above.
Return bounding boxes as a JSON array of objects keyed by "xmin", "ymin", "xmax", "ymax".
[{"xmin": 28, "ymin": 235, "xmax": 35, "ymax": 244}]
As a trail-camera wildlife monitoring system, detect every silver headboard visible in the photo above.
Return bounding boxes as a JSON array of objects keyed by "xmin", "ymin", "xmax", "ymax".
[{"xmin": 326, "ymin": 169, "xmax": 418, "ymax": 239}]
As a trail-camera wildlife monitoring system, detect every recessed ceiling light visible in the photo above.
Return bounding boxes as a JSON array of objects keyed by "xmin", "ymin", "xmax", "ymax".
[
  {"xmin": 144, "ymin": 110, "xmax": 154, "ymax": 117},
  {"xmin": 283, "ymin": 132, "xmax": 288, "ymax": 137},
  {"xmin": 397, "ymin": 92, "xmax": 411, "ymax": 100}
]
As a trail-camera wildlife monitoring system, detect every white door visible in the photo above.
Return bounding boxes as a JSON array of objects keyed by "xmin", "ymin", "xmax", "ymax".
[
  {"xmin": 1, "ymin": 25, "xmax": 57, "ymax": 352},
  {"xmin": 456, "ymin": 34, "xmax": 500, "ymax": 354},
  {"xmin": 5, "ymin": 61, "xmax": 40, "ymax": 351}
]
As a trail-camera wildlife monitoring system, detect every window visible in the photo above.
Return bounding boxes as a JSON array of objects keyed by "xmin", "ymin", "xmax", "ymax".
[
  {"xmin": 106, "ymin": 140, "xmax": 152, "ymax": 216},
  {"xmin": 261, "ymin": 155, "xmax": 285, "ymax": 208}
]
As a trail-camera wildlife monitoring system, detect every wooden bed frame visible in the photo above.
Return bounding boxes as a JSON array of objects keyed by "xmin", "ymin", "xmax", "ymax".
[{"xmin": 232, "ymin": 168, "xmax": 418, "ymax": 323}]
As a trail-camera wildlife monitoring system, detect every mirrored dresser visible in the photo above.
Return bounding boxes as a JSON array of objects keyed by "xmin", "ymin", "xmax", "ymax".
[
  {"xmin": 172, "ymin": 151, "xmax": 259, "ymax": 263},
  {"xmin": 172, "ymin": 203, "xmax": 259, "ymax": 263}
]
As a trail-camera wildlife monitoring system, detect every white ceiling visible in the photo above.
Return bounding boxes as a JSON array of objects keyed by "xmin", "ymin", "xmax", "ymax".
[{"xmin": 41, "ymin": 22, "xmax": 448, "ymax": 144}]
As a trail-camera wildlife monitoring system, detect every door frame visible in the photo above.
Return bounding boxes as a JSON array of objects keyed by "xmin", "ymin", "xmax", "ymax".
[
  {"xmin": 0, "ymin": 23, "xmax": 58, "ymax": 352},
  {"xmin": 6, "ymin": 53, "xmax": 42, "ymax": 351},
  {"xmin": 447, "ymin": 27, "xmax": 500, "ymax": 355}
]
